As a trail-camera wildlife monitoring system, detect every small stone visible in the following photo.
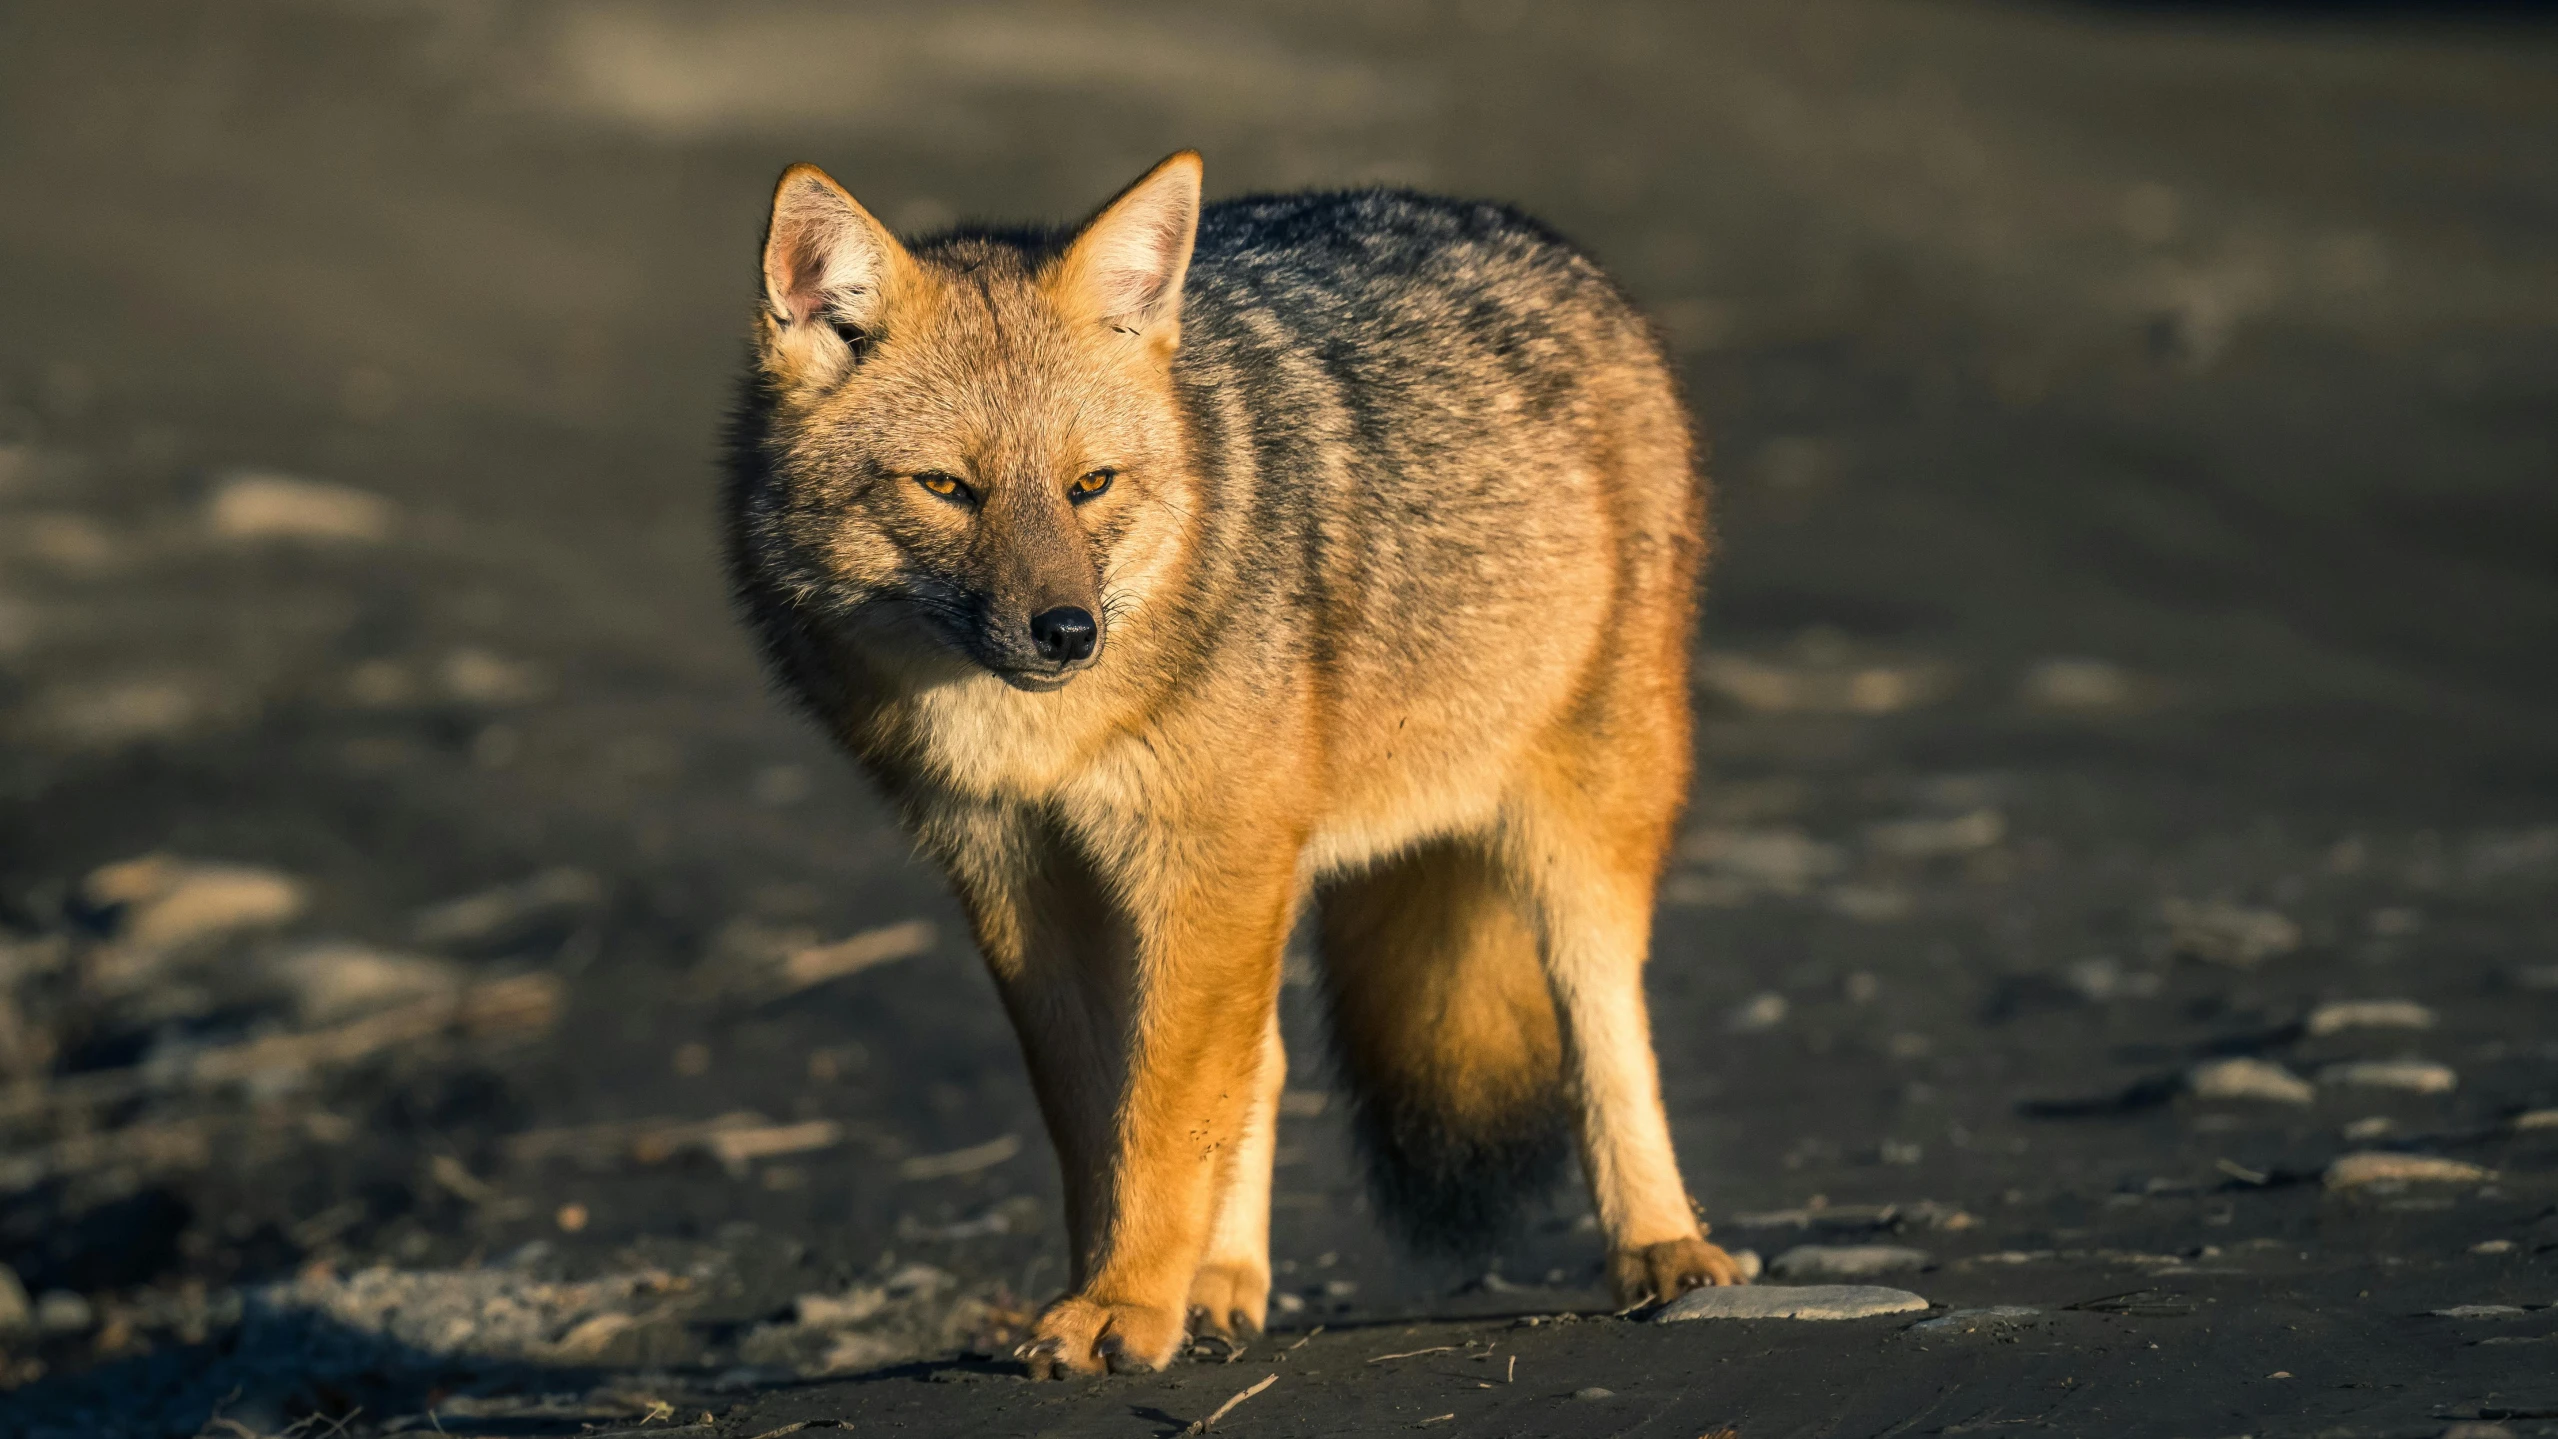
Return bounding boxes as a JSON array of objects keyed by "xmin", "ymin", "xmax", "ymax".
[
  {"xmin": 2319, "ymin": 1060, "xmax": 2456, "ymax": 1094},
  {"xmin": 2188, "ymin": 1057, "xmax": 2315, "ymax": 1104},
  {"xmin": 35, "ymin": 1290, "xmax": 93, "ymax": 1335},
  {"xmin": 1769, "ymin": 1245, "xmax": 1930, "ymax": 1281},
  {"xmin": 207, "ymin": 470, "xmax": 393, "ymax": 543},
  {"xmin": 2430, "ymin": 1304, "xmax": 2525, "ymax": 1319},
  {"xmin": 2165, "ymin": 900, "xmax": 2300, "ymax": 967},
  {"xmin": 2304, "ymin": 999, "xmax": 2435, "ymax": 1036},
  {"xmin": 1865, "ymin": 810, "xmax": 2004, "ymax": 859},
  {"xmin": 270, "ymin": 943, "xmax": 462, "ymax": 1024},
  {"xmin": 2323, "ymin": 1152, "xmax": 2495, "ymax": 1189},
  {"xmin": 1654, "ymin": 1284, "xmax": 1929, "ymax": 1323},
  {"xmin": 1728, "ymin": 1248, "xmax": 1764, "ymax": 1282},
  {"xmin": 0, "ymin": 1266, "xmax": 30, "ymax": 1334},
  {"xmin": 2441, "ymin": 1423, "xmax": 2518, "ymax": 1439},
  {"xmin": 545, "ymin": 1311, "xmax": 634, "ymax": 1360},
  {"xmin": 1572, "ymin": 1387, "xmax": 1615, "ymax": 1400},
  {"xmin": 1726, "ymin": 992, "xmax": 1788, "ymax": 1032},
  {"xmin": 2020, "ymin": 657, "xmax": 2135, "ymax": 709},
  {"xmin": 2341, "ymin": 1116, "xmax": 2395, "ymax": 1141},
  {"xmin": 2513, "ymin": 1109, "xmax": 2558, "ymax": 1131},
  {"xmin": 1908, "ymin": 1306, "xmax": 2042, "ymax": 1334},
  {"xmin": 83, "ymin": 855, "xmax": 307, "ymax": 958},
  {"xmin": 2470, "ymin": 1240, "xmax": 2514, "ymax": 1255}
]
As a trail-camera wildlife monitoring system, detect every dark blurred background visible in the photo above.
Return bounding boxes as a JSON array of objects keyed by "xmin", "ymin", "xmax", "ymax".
[{"xmin": 1, "ymin": 3, "xmax": 2553, "ymax": 1435}]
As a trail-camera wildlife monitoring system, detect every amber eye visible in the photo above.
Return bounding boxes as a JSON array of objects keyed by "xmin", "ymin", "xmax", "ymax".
[
  {"xmin": 1069, "ymin": 468, "xmax": 1115, "ymax": 503},
  {"xmin": 914, "ymin": 471, "xmax": 973, "ymax": 503}
]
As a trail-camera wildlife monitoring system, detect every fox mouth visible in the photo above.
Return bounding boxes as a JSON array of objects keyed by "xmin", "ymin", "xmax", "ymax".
[{"xmin": 984, "ymin": 655, "xmax": 1094, "ymax": 691}]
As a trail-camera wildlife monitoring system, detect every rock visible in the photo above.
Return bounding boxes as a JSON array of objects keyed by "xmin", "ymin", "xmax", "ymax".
[
  {"xmin": 2470, "ymin": 1240, "xmax": 2515, "ymax": 1255},
  {"xmin": 2430, "ymin": 1304, "xmax": 2525, "ymax": 1319},
  {"xmin": 83, "ymin": 856, "xmax": 308, "ymax": 957},
  {"xmin": 545, "ymin": 1311, "xmax": 636, "ymax": 1360},
  {"xmin": 2304, "ymin": 999, "xmax": 2435, "ymax": 1036},
  {"xmin": 1572, "ymin": 1387, "xmax": 1615, "ymax": 1400},
  {"xmin": 1728, "ymin": 1248, "xmax": 1764, "ymax": 1282},
  {"xmin": 1654, "ymin": 1284, "xmax": 1929, "ymax": 1323},
  {"xmin": 270, "ymin": 943, "xmax": 463, "ymax": 1024},
  {"xmin": 439, "ymin": 648, "xmax": 549, "ymax": 705},
  {"xmin": 1865, "ymin": 810, "xmax": 2003, "ymax": 859},
  {"xmin": 411, "ymin": 868, "xmax": 603, "ymax": 947},
  {"xmin": 0, "ymin": 1265, "xmax": 30, "ymax": 1334},
  {"xmin": 2512, "ymin": 1109, "xmax": 2558, "ymax": 1131},
  {"xmin": 2165, "ymin": 900, "xmax": 2300, "ymax": 967},
  {"xmin": 207, "ymin": 470, "xmax": 393, "ymax": 543},
  {"xmin": 1908, "ymin": 1306, "xmax": 2043, "ymax": 1334},
  {"xmin": 2319, "ymin": 1060, "xmax": 2456, "ymax": 1094},
  {"xmin": 2188, "ymin": 1057, "xmax": 2315, "ymax": 1104},
  {"xmin": 2020, "ymin": 657, "xmax": 2136, "ymax": 709},
  {"xmin": 1681, "ymin": 828, "xmax": 1846, "ymax": 895},
  {"xmin": 1770, "ymin": 1245, "xmax": 1929, "ymax": 1280},
  {"xmin": 2323, "ymin": 1152, "xmax": 2495, "ymax": 1190},
  {"xmin": 1726, "ymin": 992, "xmax": 1788, "ymax": 1032},
  {"xmin": 35, "ymin": 1290, "xmax": 94, "ymax": 1335},
  {"xmin": 795, "ymin": 1286, "xmax": 889, "ymax": 1328}
]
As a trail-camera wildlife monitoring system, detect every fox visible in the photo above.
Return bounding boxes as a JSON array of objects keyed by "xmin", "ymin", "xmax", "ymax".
[{"xmin": 724, "ymin": 150, "xmax": 1743, "ymax": 1378}]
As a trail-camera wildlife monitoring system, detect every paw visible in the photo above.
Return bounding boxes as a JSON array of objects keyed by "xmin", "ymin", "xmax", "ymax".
[
  {"xmin": 1608, "ymin": 1235, "xmax": 1747, "ymax": 1308},
  {"xmin": 1017, "ymin": 1293, "xmax": 1188, "ymax": 1379},
  {"xmin": 1185, "ymin": 1259, "xmax": 1271, "ymax": 1345}
]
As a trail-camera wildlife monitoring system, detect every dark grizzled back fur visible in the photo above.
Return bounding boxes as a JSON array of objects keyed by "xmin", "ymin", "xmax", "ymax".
[{"xmin": 1162, "ymin": 192, "xmax": 1641, "ymax": 1254}]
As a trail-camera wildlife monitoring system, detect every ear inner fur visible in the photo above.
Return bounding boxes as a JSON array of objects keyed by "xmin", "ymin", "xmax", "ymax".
[
  {"xmin": 1049, "ymin": 150, "xmax": 1202, "ymax": 342},
  {"xmin": 761, "ymin": 163, "xmax": 913, "ymax": 339}
]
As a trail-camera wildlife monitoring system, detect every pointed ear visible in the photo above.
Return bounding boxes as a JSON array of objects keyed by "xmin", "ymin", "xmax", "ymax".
[
  {"xmin": 761, "ymin": 163, "xmax": 912, "ymax": 349},
  {"xmin": 1053, "ymin": 151, "xmax": 1202, "ymax": 344}
]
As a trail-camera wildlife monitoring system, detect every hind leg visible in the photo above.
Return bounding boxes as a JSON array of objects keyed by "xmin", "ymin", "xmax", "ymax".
[
  {"xmin": 1188, "ymin": 1011, "xmax": 1283, "ymax": 1343},
  {"xmin": 1503, "ymin": 754, "xmax": 1744, "ymax": 1306}
]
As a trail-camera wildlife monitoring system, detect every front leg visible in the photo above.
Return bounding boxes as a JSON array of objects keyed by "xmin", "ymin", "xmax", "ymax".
[{"xmin": 954, "ymin": 810, "xmax": 1296, "ymax": 1378}]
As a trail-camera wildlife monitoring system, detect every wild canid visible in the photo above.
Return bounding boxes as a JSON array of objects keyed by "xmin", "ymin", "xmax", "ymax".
[{"xmin": 725, "ymin": 151, "xmax": 1741, "ymax": 1377}]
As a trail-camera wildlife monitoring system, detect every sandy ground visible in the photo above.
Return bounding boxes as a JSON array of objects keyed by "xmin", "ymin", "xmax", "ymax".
[{"xmin": 1, "ymin": 1, "xmax": 2554, "ymax": 1435}]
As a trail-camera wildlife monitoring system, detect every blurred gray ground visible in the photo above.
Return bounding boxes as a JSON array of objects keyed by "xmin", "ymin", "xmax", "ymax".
[{"xmin": 0, "ymin": 2, "xmax": 2554, "ymax": 1436}]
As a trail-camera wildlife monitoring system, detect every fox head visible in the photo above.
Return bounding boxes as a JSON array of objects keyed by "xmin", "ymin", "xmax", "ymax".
[{"xmin": 737, "ymin": 152, "xmax": 1203, "ymax": 691}]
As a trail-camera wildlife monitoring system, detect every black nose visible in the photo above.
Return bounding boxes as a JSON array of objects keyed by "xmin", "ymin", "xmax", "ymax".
[{"xmin": 1028, "ymin": 606, "xmax": 1097, "ymax": 663}]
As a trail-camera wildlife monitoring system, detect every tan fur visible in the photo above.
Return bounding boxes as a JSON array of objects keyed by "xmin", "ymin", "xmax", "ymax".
[{"xmin": 728, "ymin": 155, "xmax": 1739, "ymax": 1378}]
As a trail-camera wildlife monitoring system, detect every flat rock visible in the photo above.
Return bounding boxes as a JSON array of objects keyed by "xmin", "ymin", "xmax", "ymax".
[
  {"xmin": 1769, "ymin": 1244, "xmax": 1930, "ymax": 1279},
  {"xmin": 1908, "ymin": 1306, "xmax": 2044, "ymax": 1334},
  {"xmin": 2431, "ymin": 1304, "xmax": 2526, "ymax": 1319},
  {"xmin": 2304, "ymin": 999, "xmax": 2435, "ymax": 1036},
  {"xmin": 2323, "ymin": 1151, "xmax": 2496, "ymax": 1189},
  {"xmin": 208, "ymin": 470, "xmax": 393, "ymax": 542},
  {"xmin": 2188, "ymin": 1056, "xmax": 2314, "ymax": 1104},
  {"xmin": 2319, "ymin": 1059, "xmax": 2456, "ymax": 1094},
  {"xmin": 1655, "ymin": 1284, "xmax": 1930, "ymax": 1323},
  {"xmin": 2165, "ymin": 899, "xmax": 2300, "ymax": 967}
]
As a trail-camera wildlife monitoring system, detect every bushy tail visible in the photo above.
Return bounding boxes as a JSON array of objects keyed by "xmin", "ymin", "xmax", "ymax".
[{"xmin": 1316, "ymin": 838, "xmax": 1570, "ymax": 1256}]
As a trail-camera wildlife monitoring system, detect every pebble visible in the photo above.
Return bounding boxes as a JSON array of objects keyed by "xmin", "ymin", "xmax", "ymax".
[
  {"xmin": 2020, "ymin": 657, "xmax": 2135, "ymax": 709},
  {"xmin": 2469, "ymin": 1240, "xmax": 2514, "ymax": 1255},
  {"xmin": 2513, "ymin": 1109, "xmax": 2558, "ymax": 1131},
  {"xmin": 81, "ymin": 856, "xmax": 308, "ymax": 963},
  {"xmin": 269, "ymin": 943, "xmax": 463, "ymax": 1024},
  {"xmin": 35, "ymin": 1290, "xmax": 94, "ymax": 1335},
  {"xmin": 1726, "ymin": 991, "xmax": 1789, "ymax": 1032},
  {"xmin": 1769, "ymin": 1245, "xmax": 1930, "ymax": 1280},
  {"xmin": 1572, "ymin": 1387, "xmax": 1615, "ymax": 1400},
  {"xmin": 2304, "ymin": 999, "xmax": 2435, "ymax": 1036},
  {"xmin": 207, "ymin": 470, "xmax": 393, "ymax": 543},
  {"xmin": 0, "ymin": 1265, "xmax": 29, "ymax": 1334},
  {"xmin": 2188, "ymin": 1057, "xmax": 2315, "ymax": 1104},
  {"xmin": 2430, "ymin": 1304, "xmax": 2525, "ymax": 1319},
  {"xmin": 2319, "ymin": 1060, "xmax": 2456, "ymax": 1094},
  {"xmin": 1865, "ymin": 809, "xmax": 2004, "ymax": 859},
  {"xmin": 2165, "ymin": 900, "xmax": 2300, "ymax": 967},
  {"xmin": 2322, "ymin": 1152, "xmax": 2495, "ymax": 1190},
  {"xmin": 1908, "ymin": 1306, "xmax": 2043, "ymax": 1334},
  {"xmin": 1654, "ymin": 1284, "xmax": 1930, "ymax": 1323}
]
